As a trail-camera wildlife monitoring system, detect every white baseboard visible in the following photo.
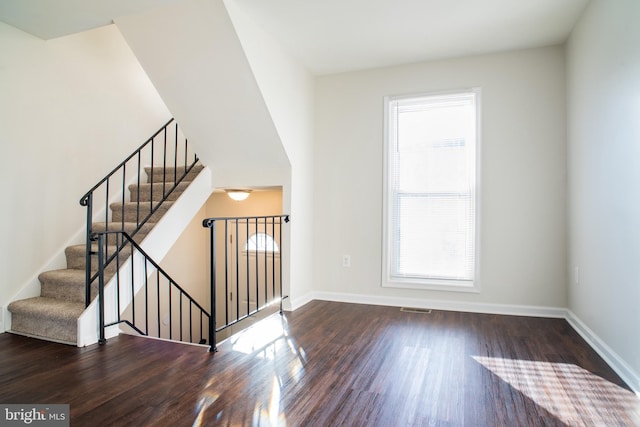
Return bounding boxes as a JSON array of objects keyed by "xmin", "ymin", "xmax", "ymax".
[
  {"xmin": 307, "ymin": 291, "xmax": 567, "ymax": 318},
  {"xmin": 286, "ymin": 292, "xmax": 315, "ymax": 311},
  {"xmin": 292, "ymin": 291, "xmax": 639, "ymax": 395},
  {"xmin": 566, "ymin": 310, "xmax": 640, "ymax": 395}
]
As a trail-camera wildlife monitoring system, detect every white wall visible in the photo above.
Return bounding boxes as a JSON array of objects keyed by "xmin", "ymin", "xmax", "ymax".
[
  {"xmin": 224, "ymin": 0, "xmax": 316, "ymax": 308},
  {"xmin": 314, "ymin": 46, "xmax": 567, "ymax": 309},
  {"xmin": 0, "ymin": 22, "xmax": 170, "ymax": 323},
  {"xmin": 115, "ymin": 0, "xmax": 290, "ymax": 187},
  {"xmin": 567, "ymin": 0, "xmax": 640, "ymax": 389},
  {"xmin": 205, "ymin": 190, "xmax": 283, "ymax": 218}
]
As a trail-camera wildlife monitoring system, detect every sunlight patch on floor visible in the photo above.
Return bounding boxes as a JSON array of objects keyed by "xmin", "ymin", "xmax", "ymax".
[
  {"xmin": 252, "ymin": 376, "xmax": 288, "ymax": 427},
  {"xmin": 226, "ymin": 315, "xmax": 308, "ymax": 426},
  {"xmin": 228, "ymin": 314, "xmax": 308, "ymax": 379},
  {"xmin": 473, "ymin": 356, "xmax": 640, "ymax": 425},
  {"xmin": 192, "ymin": 391, "xmax": 219, "ymax": 427},
  {"xmin": 229, "ymin": 315, "xmax": 289, "ymax": 358}
]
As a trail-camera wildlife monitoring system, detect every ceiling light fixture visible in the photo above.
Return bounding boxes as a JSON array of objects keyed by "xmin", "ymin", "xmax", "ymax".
[{"xmin": 225, "ymin": 189, "xmax": 252, "ymax": 201}]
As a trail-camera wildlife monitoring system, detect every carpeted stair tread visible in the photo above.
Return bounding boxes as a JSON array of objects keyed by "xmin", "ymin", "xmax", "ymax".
[
  {"xmin": 110, "ymin": 201, "xmax": 174, "ymax": 223},
  {"xmin": 8, "ymin": 297, "xmax": 85, "ymax": 320},
  {"xmin": 129, "ymin": 181, "xmax": 189, "ymax": 202},
  {"xmin": 9, "ymin": 297, "xmax": 84, "ymax": 344},
  {"xmin": 145, "ymin": 163, "xmax": 203, "ymax": 184}
]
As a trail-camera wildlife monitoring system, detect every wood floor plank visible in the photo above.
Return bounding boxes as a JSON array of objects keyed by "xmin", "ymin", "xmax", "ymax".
[{"xmin": 1, "ymin": 300, "xmax": 639, "ymax": 426}]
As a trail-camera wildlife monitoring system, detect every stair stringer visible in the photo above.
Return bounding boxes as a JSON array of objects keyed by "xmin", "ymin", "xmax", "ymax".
[{"xmin": 77, "ymin": 166, "xmax": 213, "ymax": 347}]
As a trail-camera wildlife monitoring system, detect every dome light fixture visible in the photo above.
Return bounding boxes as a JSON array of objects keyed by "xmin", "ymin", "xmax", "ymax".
[{"xmin": 225, "ymin": 189, "xmax": 252, "ymax": 201}]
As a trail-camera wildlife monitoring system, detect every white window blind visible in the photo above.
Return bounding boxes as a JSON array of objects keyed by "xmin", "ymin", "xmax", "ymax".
[{"xmin": 383, "ymin": 89, "xmax": 480, "ymax": 290}]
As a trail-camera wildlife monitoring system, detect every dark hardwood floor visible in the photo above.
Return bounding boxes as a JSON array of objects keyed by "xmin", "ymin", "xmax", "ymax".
[{"xmin": 1, "ymin": 300, "xmax": 638, "ymax": 426}]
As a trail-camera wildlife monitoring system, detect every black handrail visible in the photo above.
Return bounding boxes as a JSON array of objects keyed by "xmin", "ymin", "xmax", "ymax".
[
  {"xmin": 79, "ymin": 119, "xmax": 198, "ymax": 307},
  {"xmin": 202, "ymin": 215, "xmax": 290, "ymax": 351},
  {"xmin": 93, "ymin": 231, "xmax": 213, "ymax": 348}
]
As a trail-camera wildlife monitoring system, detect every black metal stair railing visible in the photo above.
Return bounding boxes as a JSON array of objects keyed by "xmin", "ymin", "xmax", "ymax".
[
  {"xmin": 93, "ymin": 231, "xmax": 213, "ymax": 348},
  {"xmin": 202, "ymin": 215, "xmax": 290, "ymax": 351},
  {"xmin": 79, "ymin": 119, "xmax": 198, "ymax": 307}
]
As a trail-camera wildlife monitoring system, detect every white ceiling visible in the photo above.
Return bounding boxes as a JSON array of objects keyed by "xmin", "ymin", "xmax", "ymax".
[
  {"xmin": 0, "ymin": 0, "xmax": 590, "ymax": 75},
  {"xmin": 233, "ymin": 0, "xmax": 590, "ymax": 74},
  {"xmin": 0, "ymin": 0, "xmax": 182, "ymax": 40}
]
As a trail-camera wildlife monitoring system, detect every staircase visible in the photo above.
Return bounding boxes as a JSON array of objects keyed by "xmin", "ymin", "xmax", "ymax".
[{"xmin": 7, "ymin": 163, "xmax": 204, "ymax": 345}]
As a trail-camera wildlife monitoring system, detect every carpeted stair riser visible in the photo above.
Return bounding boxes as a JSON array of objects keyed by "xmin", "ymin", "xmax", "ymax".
[
  {"xmin": 91, "ymin": 222, "xmax": 154, "ymax": 247},
  {"xmin": 65, "ymin": 244, "xmax": 132, "ymax": 276},
  {"xmin": 109, "ymin": 201, "xmax": 173, "ymax": 223},
  {"xmin": 8, "ymin": 162, "xmax": 203, "ymax": 345},
  {"xmin": 144, "ymin": 165, "xmax": 203, "ymax": 185},
  {"xmin": 39, "ymin": 269, "xmax": 96, "ymax": 303},
  {"xmin": 8, "ymin": 297, "xmax": 84, "ymax": 344},
  {"xmin": 129, "ymin": 181, "xmax": 189, "ymax": 203}
]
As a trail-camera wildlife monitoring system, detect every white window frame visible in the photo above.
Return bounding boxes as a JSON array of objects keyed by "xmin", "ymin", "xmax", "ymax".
[{"xmin": 382, "ymin": 88, "xmax": 482, "ymax": 292}]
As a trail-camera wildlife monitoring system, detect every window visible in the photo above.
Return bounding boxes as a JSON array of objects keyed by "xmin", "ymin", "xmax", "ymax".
[
  {"xmin": 244, "ymin": 233, "xmax": 279, "ymax": 254},
  {"xmin": 382, "ymin": 89, "xmax": 481, "ymax": 291}
]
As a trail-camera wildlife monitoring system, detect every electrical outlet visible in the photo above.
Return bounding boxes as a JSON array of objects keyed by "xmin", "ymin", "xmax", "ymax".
[{"xmin": 342, "ymin": 255, "xmax": 351, "ymax": 268}]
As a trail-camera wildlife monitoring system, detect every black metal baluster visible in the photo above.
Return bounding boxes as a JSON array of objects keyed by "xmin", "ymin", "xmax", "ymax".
[
  {"xmin": 162, "ymin": 128, "xmax": 167, "ymax": 198},
  {"xmin": 271, "ymin": 216, "xmax": 276, "ymax": 305},
  {"xmin": 174, "ymin": 123, "xmax": 178, "ymax": 185},
  {"xmin": 120, "ymin": 165, "xmax": 126, "ymax": 234},
  {"xmin": 179, "ymin": 291, "xmax": 183, "ymax": 342},
  {"xmin": 144, "ymin": 252, "xmax": 149, "ymax": 335},
  {"xmin": 131, "ymin": 244, "xmax": 135, "ymax": 329},
  {"xmin": 150, "ymin": 136, "xmax": 155, "ymax": 216},
  {"xmin": 224, "ymin": 220, "xmax": 229, "ymax": 327},
  {"xmin": 264, "ymin": 219, "xmax": 268, "ymax": 304},
  {"xmin": 135, "ymin": 152, "xmax": 140, "ymax": 226},
  {"xmin": 184, "ymin": 136, "xmax": 188, "ymax": 172},
  {"xmin": 209, "ymin": 220, "xmax": 217, "ymax": 351},
  {"xmin": 189, "ymin": 303, "xmax": 193, "ymax": 343},
  {"xmin": 97, "ymin": 233, "xmax": 106, "ymax": 345},
  {"xmin": 278, "ymin": 217, "xmax": 283, "ymax": 313},
  {"xmin": 246, "ymin": 218, "xmax": 250, "ymax": 319},
  {"xmin": 83, "ymin": 193, "xmax": 93, "ymax": 307},
  {"xmin": 255, "ymin": 217, "xmax": 259, "ymax": 312},
  {"xmin": 115, "ymin": 233, "xmax": 122, "ymax": 324},
  {"xmin": 156, "ymin": 269, "xmax": 161, "ymax": 337},
  {"xmin": 169, "ymin": 281, "xmax": 173, "ymax": 340},
  {"xmin": 235, "ymin": 219, "xmax": 239, "ymax": 323},
  {"xmin": 104, "ymin": 179, "xmax": 110, "ymax": 259},
  {"xmin": 280, "ymin": 216, "xmax": 284, "ymax": 307}
]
